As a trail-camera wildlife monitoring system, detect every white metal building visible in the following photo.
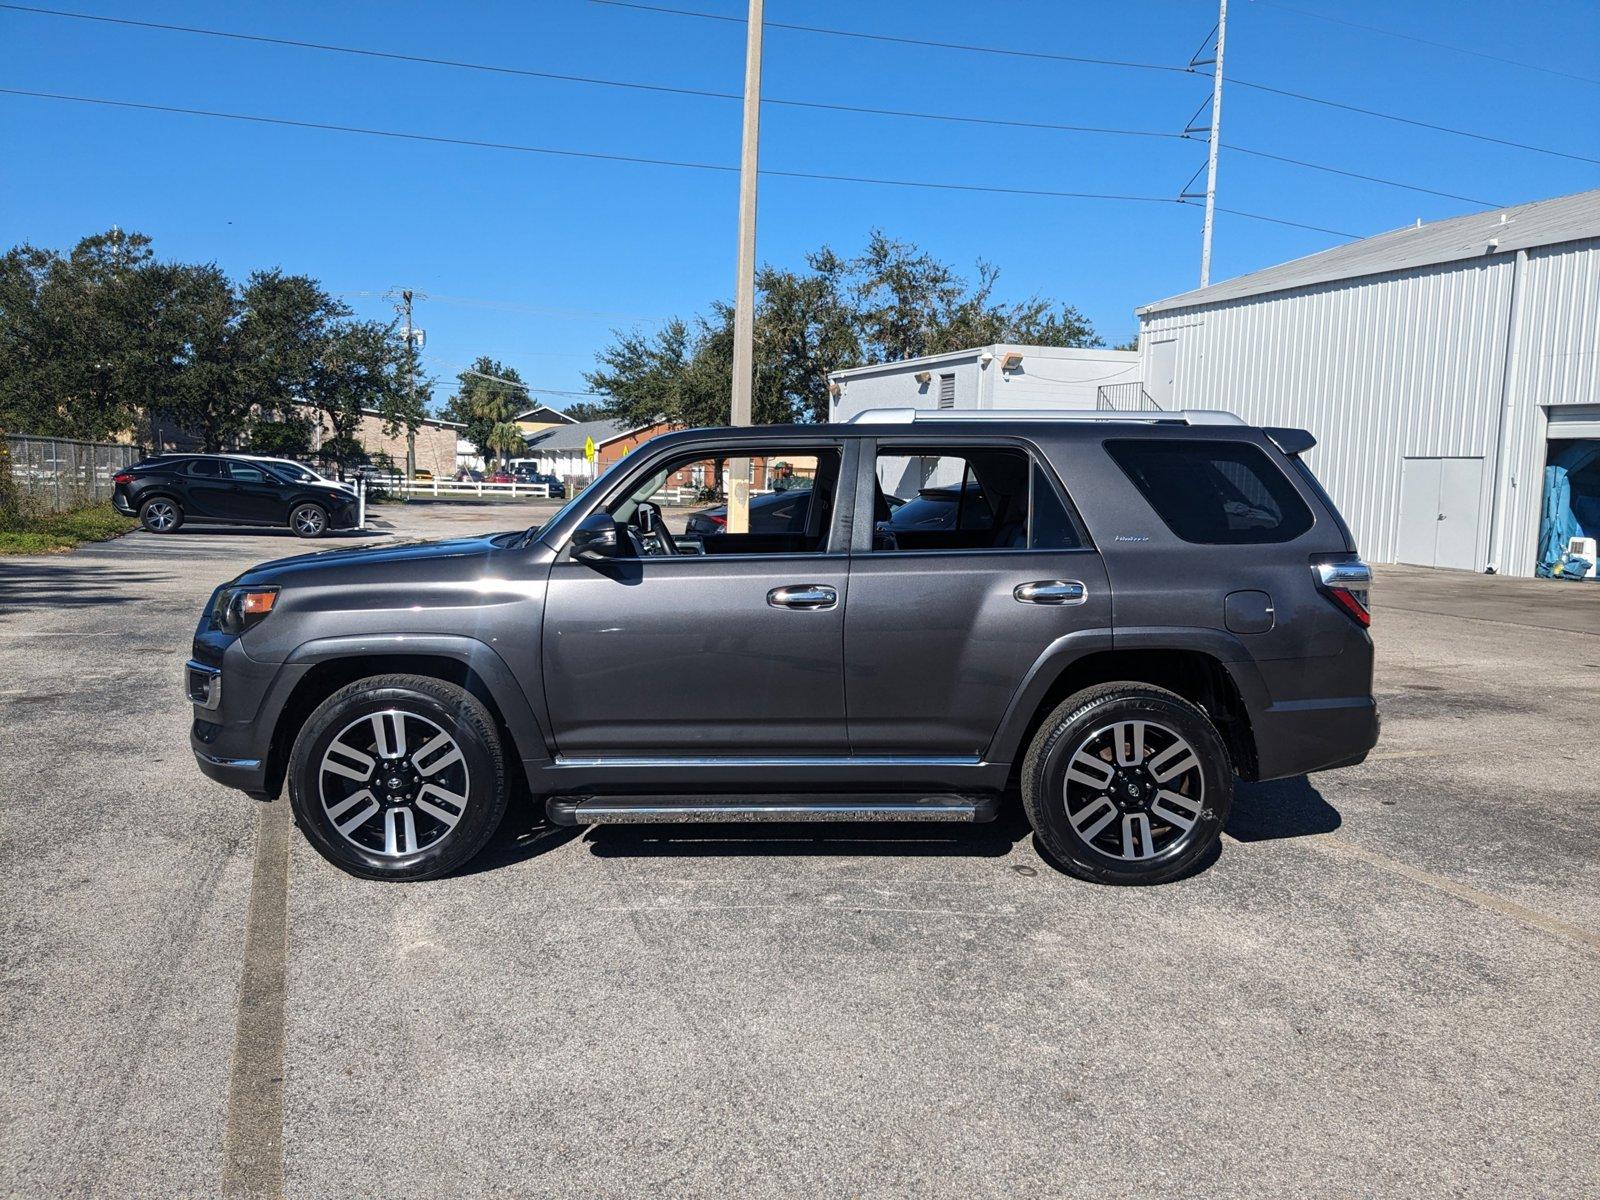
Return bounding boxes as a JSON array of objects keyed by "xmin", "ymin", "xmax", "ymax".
[
  {"xmin": 828, "ymin": 345, "xmax": 1140, "ymax": 421},
  {"xmin": 1136, "ymin": 188, "xmax": 1600, "ymax": 578}
]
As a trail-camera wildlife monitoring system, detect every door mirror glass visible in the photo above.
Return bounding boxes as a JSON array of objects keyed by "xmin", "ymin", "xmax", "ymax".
[{"xmin": 570, "ymin": 510, "xmax": 618, "ymax": 564}]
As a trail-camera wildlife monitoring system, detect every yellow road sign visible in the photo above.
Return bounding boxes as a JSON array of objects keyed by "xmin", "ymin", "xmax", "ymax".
[{"xmin": 583, "ymin": 436, "xmax": 597, "ymax": 462}]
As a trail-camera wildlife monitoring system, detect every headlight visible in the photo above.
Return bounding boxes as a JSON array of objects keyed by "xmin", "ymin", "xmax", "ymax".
[{"xmin": 211, "ymin": 585, "xmax": 279, "ymax": 635}]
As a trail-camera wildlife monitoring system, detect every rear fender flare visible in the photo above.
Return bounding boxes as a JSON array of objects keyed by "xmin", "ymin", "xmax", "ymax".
[{"xmin": 985, "ymin": 626, "xmax": 1271, "ymax": 764}]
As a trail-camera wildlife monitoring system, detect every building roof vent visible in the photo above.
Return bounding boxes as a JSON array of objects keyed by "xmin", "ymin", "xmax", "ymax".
[{"xmin": 937, "ymin": 373, "xmax": 956, "ymax": 409}]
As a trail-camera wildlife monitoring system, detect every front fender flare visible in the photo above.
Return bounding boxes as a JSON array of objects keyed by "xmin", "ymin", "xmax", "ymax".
[{"xmin": 282, "ymin": 633, "xmax": 553, "ymax": 764}]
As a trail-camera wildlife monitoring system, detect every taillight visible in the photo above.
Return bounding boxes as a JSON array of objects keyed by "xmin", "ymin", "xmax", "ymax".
[
  {"xmin": 1313, "ymin": 559, "xmax": 1372, "ymax": 627},
  {"xmin": 710, "ymin": 514, "xmax": 727, "ymax": 527},
  {"xmin": 113, "ymin": 472, "xmax": 134, "ymax": 485}
]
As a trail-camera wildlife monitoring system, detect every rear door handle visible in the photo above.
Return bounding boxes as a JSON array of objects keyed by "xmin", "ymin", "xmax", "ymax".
[
  {"xmin": 768, "ymin": 584, "xmax": 838, "ymax": 610},
  {"xmin": 1014, "ymin": 580, "xmax": 1087, "ymax": 606}
]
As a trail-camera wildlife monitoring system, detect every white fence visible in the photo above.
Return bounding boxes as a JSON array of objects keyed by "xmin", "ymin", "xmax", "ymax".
[{"xmin": 391, "ymin": 480, "xmax": 776, "ymax": 505}]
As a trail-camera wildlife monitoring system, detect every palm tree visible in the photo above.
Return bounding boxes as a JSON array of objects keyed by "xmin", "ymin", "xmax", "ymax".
[{"xmin": 486, "ymin": 421, "xmax": 523, "ymax": 469}]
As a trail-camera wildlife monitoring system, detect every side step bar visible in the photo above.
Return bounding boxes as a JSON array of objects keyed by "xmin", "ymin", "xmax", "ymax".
[{"xmin": 546, "ymin": 793, "xmax": 1000, "ymax": 826}]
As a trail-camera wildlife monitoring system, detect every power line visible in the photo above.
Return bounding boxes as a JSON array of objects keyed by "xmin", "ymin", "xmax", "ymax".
[
  {"xmin": 1250, "ymin": 0, "xmax": 1600, "ymax": 86},
  {"xmin": 591, "ymin": 0, "xmax": 1600, "ymax": 166},
  {"xmin": 340, "ymin": 289, "xmax": 668, "ymax": 323},
  {"xmin": 1, "ymin": 87, "xmax": 1357, "ymax": 242},
  {"xmin": 1222, "ymin": 144, "xmax": 1504, "ymax": 206},
  {"xmin": 0, "ymin": 87, "xmax": 1180, "ymax": 205},
  {"xmin": 1187, "ymin": 202, "xmax": 1356, "ymax": 238},
  {"xmin": 0, "ymin": 3, "xmax": 1518, "ymax": 205},
  {"xmin": 589, "ymin": 0, "xmax": 1191, "ymax": 75},
  {"xmin": 1224, "ymin": 76, "xmax": 1600, "ymax": 166},
  {"xmin": 0, "ymin": 3, "xmax": 1186, "ymax": 144}
]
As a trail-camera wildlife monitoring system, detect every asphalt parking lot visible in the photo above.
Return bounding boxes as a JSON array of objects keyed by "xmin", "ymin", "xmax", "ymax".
[{"xmin": 2, "ymin": 501, "xmax": 1598, "ymax": 1199}]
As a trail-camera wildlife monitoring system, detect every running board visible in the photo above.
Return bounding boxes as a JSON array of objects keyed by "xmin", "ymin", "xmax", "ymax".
[{"xmin": 546, "ymin": 793, "xmax": 1000, "ymax": 826}]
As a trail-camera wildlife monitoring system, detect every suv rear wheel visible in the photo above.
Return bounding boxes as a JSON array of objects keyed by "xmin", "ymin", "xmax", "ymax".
[
  {"xmin": 1022, "ymin": 683, "xmax": 1232, "ymax": 885},
  {"xmin": 287, "ymin": 674, "xmax": 509, "ymax": 880},
  {"xmin": 139, "ymin": 497, "xmax": 183, "ymax": 533}
]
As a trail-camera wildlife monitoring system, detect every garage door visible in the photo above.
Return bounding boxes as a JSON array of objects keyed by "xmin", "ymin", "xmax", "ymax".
[
  {"xmin": 1397, "ymin": 457, "xmax": 1484, "ymax": 570},
  {"xmin": 1547, "ymin": 405, "xmax": 1600, "ymax": 440}
]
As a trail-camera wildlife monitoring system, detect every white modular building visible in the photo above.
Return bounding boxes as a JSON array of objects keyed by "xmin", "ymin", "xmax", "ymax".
[
  {"xmin": 1136, "ymin": 188, "xmax": 1600, "ymax": 578},
  {"xmin": 828, "ymin": 345, "xmax": 1142, "ymax": 421}
]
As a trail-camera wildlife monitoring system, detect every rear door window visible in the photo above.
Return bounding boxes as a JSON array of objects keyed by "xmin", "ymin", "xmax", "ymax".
[
  {"xmin": 871, "ymin": 446, "xmax": 1084, "ymax": 552},
  {"xmin": 1105, "ymin": 439, "xmax": 1313, "ymax": 544}
]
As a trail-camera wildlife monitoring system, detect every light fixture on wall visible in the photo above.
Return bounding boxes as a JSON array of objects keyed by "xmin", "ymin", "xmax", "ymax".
[
  {"xmin": 1000, "ymin": 352, "xmax": 1024, "ymax": 373},
  {"xmin": 977, "ymin": 351, "xmax": 994, "ymax": 366},
  {"xmin": 827, "ymin": 380, "xmax": 842, "ymax": 397},
  {"xmin": 913, "ymin": 371, "xmax": 933, "ymax": 385}
]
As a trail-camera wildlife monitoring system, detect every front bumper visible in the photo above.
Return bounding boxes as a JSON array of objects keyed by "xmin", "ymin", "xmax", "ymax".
[{"xmin": 187, "ymin": 641, "xmax": 309, "ymax": 799}]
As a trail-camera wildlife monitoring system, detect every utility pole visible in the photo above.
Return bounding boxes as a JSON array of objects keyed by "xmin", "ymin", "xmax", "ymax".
[
  {"xmin": 726, "ymin": 0, "xmax": 764, "ymax": 533},
  {"xmin": 401, "ymin": 289, "xmax": 417, "ymax": 479},
  {"xmin": 1198, "ymin": 0, "xmax": 1228, "ymax": 287},
  {"xmin": 387, "ymin": 288, "xmax": 426, "ymax": 478}
]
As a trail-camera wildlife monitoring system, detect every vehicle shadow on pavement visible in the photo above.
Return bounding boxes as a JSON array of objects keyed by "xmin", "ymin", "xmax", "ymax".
[
  {"xmin": 149, "ymin": 526, "xmax": 387, "ymax": 539},
  {"xmin": 1226, "ymin": 775, "xmax": 1342, "ymax": 841}
]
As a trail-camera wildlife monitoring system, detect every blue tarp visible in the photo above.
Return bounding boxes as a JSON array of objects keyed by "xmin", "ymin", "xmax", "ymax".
[{"xmin": 1537, "ymin": 441, "xmax": 1600, "ymax": 577}]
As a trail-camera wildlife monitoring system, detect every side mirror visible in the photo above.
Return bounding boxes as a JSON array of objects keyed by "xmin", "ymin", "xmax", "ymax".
[{"xmin": 570, "ymin": 510, "xmax": 618, "ymax": 564}]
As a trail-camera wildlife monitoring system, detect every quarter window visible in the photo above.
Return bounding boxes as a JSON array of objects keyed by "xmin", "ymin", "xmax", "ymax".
[{"xmin": 1105, "ymin": 439, "xmax": 1314, "ymax": 544}]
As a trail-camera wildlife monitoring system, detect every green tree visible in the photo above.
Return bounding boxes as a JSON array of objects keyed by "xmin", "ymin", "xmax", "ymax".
[
  {"xmin": 557, "ymin": 400, "xmax": 610, "ymax": 422},
  {"xmin": 0, "ymin": 229, "xmax": 177, "ymax": 440},
  {"xmin": 440, "ymin": 357, "xmax": 528, "ymax": 463},
  {"xmin": 584, "ymin": 231, "xmax": 1105, "ymax": 428},
  {"xmin": 240, "ymin": 271, "xmax": 421, "ymax": 459}
]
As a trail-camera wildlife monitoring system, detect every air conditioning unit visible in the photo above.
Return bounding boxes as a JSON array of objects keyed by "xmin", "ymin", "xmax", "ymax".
[{"xmin": 1566, "ymin": 537, "xmax": 1598, "ymax": 579}]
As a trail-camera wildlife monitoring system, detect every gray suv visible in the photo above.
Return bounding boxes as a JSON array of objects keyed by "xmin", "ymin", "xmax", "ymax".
[{"xmin": 188, "ymin": 410, "xmax": 1377, "ymax": 885}]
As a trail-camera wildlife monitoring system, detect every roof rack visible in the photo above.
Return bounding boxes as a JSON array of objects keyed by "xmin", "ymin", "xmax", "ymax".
[{"xmin": 844, "ymin": 407, "xmax": 1245, "ymax": 426}]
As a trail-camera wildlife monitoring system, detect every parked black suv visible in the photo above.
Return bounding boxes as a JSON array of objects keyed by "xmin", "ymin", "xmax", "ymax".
[
  {"xmin": 115, "ymin": 454, "xmax": 359, "ymax": 537},
  {"xmin": 188, "ymin": 411, "xmax": 1377, "ymax": 884}
]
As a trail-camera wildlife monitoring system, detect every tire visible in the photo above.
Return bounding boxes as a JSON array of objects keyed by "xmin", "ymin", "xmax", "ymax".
[
  {"xmin": 139, "ymin": 497, "xmax": 183, "ymax": 534},
  {"xmin": 289, "ymin": 502, "xmax": 328, "ymax": 538},
  {"xmin": 287, "ymin": 674, "xmax": 510, "ymax": 881},
  {"xmin": 1022, "ymin": 683, "xmax": 1232, "ymax": 885}
]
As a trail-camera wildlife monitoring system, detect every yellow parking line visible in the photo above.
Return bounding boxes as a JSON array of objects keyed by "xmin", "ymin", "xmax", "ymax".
[{"xmin": 1230, "ymin": 831, "xmax": 1600, "ymax": 954}]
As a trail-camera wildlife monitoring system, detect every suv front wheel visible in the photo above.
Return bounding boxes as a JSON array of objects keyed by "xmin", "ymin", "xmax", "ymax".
[
  {"xmin": 287, "ymin": 674, "xmax": 509, "ymax": 880},
  {"xmin": 1022, "ymin": 683, "xmax": 1232, "ymax": 885}
]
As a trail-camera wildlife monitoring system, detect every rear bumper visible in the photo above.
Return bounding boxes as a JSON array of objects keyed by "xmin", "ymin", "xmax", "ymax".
[
  {"xmin": 112, "ymin": 487, "xmax": 136, "ymax": 515},
  {"xmin": 1250, "ymin": 696, "xmax": 1380, "ymax": 782}
]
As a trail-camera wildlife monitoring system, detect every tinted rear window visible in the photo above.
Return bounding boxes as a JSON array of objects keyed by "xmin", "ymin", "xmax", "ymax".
[{"xmin": 1105, "ymin": 439, "xmax": 1314, "ymax": 544}]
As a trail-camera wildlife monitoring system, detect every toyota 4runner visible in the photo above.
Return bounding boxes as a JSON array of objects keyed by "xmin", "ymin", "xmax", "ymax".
[{"xmin": 188, "ymin": 409, "xmax": 1378, "ymax": 885}]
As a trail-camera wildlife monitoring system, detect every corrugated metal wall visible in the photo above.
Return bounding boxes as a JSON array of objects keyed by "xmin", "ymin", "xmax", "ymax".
[
  {"xmin": 1500, "ymin": 238, "xmax": 1600, "ymax": 576},
  {"xmin": 1141, "ymin": 257, "xmax": 1515, "ymax": 567}
]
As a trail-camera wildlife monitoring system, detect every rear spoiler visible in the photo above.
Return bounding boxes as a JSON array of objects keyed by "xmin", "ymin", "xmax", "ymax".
[{"xmin": 1264, "ymin": 427, "xmax": 1316, "ymax": 456}]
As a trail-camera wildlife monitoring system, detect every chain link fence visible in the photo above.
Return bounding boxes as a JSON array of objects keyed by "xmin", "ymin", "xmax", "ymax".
[{"xmin": 3, "ymin": 435, "xmax": 145, "ymax": 513}]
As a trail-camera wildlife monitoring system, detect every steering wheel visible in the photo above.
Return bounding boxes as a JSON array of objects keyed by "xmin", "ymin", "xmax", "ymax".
[{"xmin": 633, "ymin": 501, "xmax": 680, "ymax": 557}]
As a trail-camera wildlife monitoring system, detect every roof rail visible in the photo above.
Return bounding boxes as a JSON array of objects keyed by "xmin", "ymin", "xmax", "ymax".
[{"xmin": 844, "ymin": 407, "xmax": 1245, "ymax": 426}]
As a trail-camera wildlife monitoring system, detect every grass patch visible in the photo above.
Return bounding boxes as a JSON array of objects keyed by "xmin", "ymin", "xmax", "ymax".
[{"xmin": 0, "ymin": 502, "xmax": 138, "ymax": 554}]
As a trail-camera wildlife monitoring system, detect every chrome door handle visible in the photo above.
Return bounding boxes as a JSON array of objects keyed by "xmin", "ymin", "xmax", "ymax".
[
  {"xmin": 1014, "ymin": 580, "xmax": 1087, "ymax": 606},
  {"xmin": 768, "ymin": 584, "xmax": 838, "ymax": 610}
]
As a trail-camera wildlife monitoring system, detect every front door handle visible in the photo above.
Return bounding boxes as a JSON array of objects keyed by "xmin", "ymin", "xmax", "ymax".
[
  {"xmin": 768, "ymin": 584, "xmax": 838, "ymax": 610},
  {"xmin": 1014, "ymin": 579, "xmax": 1087, "ymax": 606}
]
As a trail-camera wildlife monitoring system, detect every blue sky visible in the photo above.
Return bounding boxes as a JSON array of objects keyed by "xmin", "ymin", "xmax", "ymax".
[{"xmin": 2, "ymin": 0, "xmax": 1597, "ymax": 411}]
